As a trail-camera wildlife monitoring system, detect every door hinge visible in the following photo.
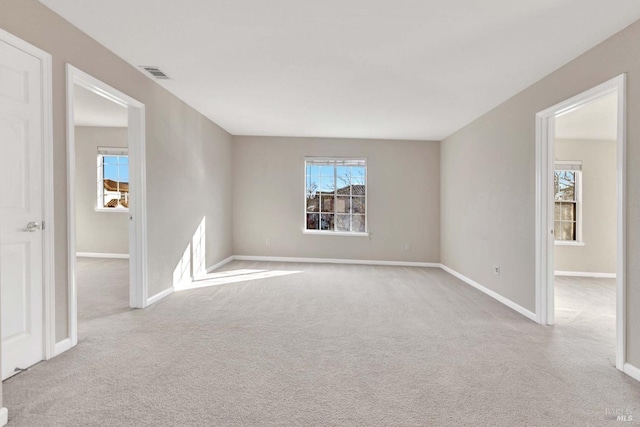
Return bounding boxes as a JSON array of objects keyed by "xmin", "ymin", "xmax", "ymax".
[{"xmin": 41, "ymin": 221, "xmax": 45, "ymax": 230}]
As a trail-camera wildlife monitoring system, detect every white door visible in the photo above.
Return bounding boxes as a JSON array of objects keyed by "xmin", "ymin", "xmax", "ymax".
[{"xmin": 0, "ymin": 39, "xmax": 44, "ymax": 380}]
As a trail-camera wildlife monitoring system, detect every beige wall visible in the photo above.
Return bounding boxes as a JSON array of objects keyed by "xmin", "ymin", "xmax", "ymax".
[
  {"xmin": 441, "ymin": 20, "xmax": 640, "ymax": 365},
  {"xmin": 233, "ymin": 136, "xmax": 440, "ymax": 263},
  {"xmin": 75, "ymin": 127, "xmax": 129, "ymax": 255},
  {"xmin": 0, "ymin": 0, "xmax": 234, "ymax": 342},
  {"xmin": 554, "ymin": 139, "xmax": 616, "ymax": 274}
]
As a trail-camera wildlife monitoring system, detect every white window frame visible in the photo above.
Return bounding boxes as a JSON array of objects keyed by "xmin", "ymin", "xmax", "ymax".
[
  {"xmin": 554, "ymin": 160, "xmax": 584, "ymax": 246},
  {"xmin": 303, "ymin": 157, "xmax": 368, "ymax": 236},
  {"xmin": 96, "ymin": 147, "xmax": 129, "ymax": 213}
]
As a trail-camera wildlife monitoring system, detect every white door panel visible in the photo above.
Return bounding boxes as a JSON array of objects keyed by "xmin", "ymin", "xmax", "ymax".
[{"xmin": 0, "ymin": 39, "xmax": 44, "ymax": 380}]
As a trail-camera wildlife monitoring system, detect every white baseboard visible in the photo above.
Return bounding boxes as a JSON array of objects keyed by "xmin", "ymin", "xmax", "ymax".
[
  {"xmin": 440, "ymin": 264, "xmax": 537, "ymax": 322},
  {"xmin": 0, "ymin": 407, "xmax": 7, "ymax": 427},
  {"xmin": 206, "ymin": 255, "xmax": 235, "ymax": 273},
  {"xmin": 54, "ymin": 337, "xmax": 74, "ymax": 356},
  {"xmin": 233, "ymin": 255, "xmax": 440, "ymax": 268},
  {"xmin": 624, "ymin": 363, "xmax": 640, "ymax": 382},
  {"xmin": 76, "ymin": 252, "xmax": 129, "ymax": 259},
  {"xmin": 555, "ymin": 270, "xmax": 616, "ymax": 278},
  {"xmin": 146, "ymin": 287, "xmax": 174, "ymax": 306}
]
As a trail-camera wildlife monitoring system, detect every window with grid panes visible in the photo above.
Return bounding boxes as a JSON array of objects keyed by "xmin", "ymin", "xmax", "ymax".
[
  {"xmin": 554, "ymin": 163, "xmax": 581, "ymax": 241},
  {"xmin": 97, "ymin": 147, "xmax": 129, "ymax": 211},
  {"xmin": 305, "ymin": 159, "xmax": 367, "ymax": 234}
]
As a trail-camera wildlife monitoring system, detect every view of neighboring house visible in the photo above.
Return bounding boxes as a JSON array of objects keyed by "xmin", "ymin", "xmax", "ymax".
[{"xmin": 103, "ymin": 179, "xmax": 129, "ymax": 208}]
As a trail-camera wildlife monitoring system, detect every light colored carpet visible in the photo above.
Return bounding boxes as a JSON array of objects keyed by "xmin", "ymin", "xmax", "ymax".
[
  {"xmin": 76, "ymin": 257, "xmax": 130, "ymax": 323},
  {"xmin": 555, "ymin": 275, "xmax": 617, "ymax": 360},
  {"xmin": 3, "ymin": 260, "xmax": 640, "ymax": 426}
]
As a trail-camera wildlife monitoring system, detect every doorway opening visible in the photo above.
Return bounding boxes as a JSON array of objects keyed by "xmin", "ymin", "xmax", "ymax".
[
  {"xmin": 73, "ymin": 83, "xmax": 131, "ymax": 332},
  {"xmin": 535, "ymin": 75, "xmax": 626, "ymax": 372},
  {"xmin": 553, "ymin": 92, "xmax": 618, "ymax": 368},
  {"xmin": 65, "ymin": 65, "xmax": 148, "ymax": 352}
]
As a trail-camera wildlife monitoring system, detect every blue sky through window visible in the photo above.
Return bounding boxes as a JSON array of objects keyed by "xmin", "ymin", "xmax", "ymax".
[
  {"xmin": 103, "ymin": 155, "xmax": 129, "ymax": 182},
  {"xmin": 306, "ymin": 165, "xmax": 365, "ymax": 194}
]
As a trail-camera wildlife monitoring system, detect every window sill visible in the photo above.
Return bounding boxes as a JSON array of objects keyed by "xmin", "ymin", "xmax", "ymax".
[
  {"xmin": 554, "ymin": 241, "xmax": 585, "ymax": 246},
  {"xmin": 303, "ymin": 230, "xmax": 369, "ymax": 237},
  {"xmin": 95, "ymin": 207, "xmax": 129, "ymax": 213}
]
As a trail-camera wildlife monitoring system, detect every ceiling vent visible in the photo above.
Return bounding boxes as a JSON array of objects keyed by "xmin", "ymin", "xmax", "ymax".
[{"xmin": 140, "ymin": 66, "xmax": 170, "ymax": 79}]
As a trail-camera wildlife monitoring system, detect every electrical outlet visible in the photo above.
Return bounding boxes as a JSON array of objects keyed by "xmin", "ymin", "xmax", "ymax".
[
  {"xmin": 493, "ymin": 265, "xmax": 501, "ymax": 275},
  {"xmin": 265, "ymin": 238, "xmax": 271, "ymax": 246},
  {"xmin": 405, "ymin": 243, "xmax": 411, "ymax": 251}
]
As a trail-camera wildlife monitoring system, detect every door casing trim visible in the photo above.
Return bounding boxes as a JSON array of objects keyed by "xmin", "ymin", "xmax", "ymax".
[
  {"xmin": 535, "ymin": 74, "xmax": 626, "ymax": 371},
  {"xmin": 65, "ymin": 65, "xmax": 148, "ymax": 353}
]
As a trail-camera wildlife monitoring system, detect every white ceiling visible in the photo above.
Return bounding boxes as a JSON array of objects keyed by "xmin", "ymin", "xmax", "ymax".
[
  {"xmin": 74, "ymin": 84, "xmax": 128, "ymax": 127},
  {"xmin": 556, "ymin": 93, "xmax": 617, "ymax": 140},
  {"xmin": 42, "ymin": 0, "xmax": 640, "ymax": 140}
]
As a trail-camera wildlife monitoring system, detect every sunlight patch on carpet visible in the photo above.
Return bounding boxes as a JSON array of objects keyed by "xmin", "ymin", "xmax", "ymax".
[{"xmin": 175, "ymin": 269, "xmax": 301, "ymax": 291}]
